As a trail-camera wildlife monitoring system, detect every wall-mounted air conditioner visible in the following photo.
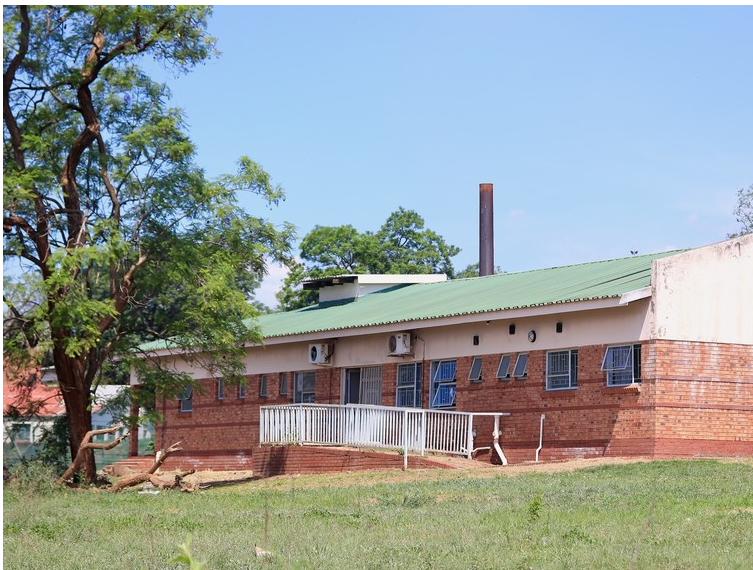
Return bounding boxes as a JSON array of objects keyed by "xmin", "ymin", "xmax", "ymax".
[
  {"xmin": 388, "ymin": 332, "xmax": 413, "ymax": 356},
  {"xmin": 308, "ymin": 343, "xmax": 331, "ymax": 365}
]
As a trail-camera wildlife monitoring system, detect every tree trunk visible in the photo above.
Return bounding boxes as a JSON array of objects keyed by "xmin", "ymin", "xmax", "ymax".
[
  {"xmin": 53, "ymin": 348, "xmax": 96, "ymax": 483},
  {"xmin": 129, "ymin": 386, "xmax": 140, "ymax": 457}
]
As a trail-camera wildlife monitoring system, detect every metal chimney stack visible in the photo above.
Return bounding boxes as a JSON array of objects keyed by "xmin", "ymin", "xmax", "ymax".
[{"xmin": 479, "ymin": 183, "xmax": 494, "ymax": 277}]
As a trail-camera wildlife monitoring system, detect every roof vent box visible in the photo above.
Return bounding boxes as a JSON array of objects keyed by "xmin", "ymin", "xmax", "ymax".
[
  {"xmin": 308, "ymin": 343, "xmax": 332, "ymax": 365},
  {"xmin": 388, "ymin": 332, "xmax": 414, "ymax": 356}
]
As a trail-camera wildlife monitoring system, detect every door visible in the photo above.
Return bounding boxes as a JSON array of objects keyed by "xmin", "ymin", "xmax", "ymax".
[
  {"xmin": 343, "ymin": 367, "xmax": 382, "ymax": 405},
  {"xmin": 344, "ymin": 368, "xmax": 360, "ymax": 404}
]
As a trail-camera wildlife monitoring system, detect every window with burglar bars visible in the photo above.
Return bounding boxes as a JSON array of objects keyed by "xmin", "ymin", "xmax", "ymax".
[
  {"xmin": 260, "ymin": 374, "xmax": 268, "ymax": 398},
  {"xmin": 430, "ymin": 359, "xmax": 457, "ymax": 409},
  {"xmin": 293, "ymin": 371, "xmax": 316, "ymax": 403},
  {"xmin": 602, "ymin": 344, "xmax": 641, "ymax": 386},
  {"xmin": 279, "ymin": 372, "xmax": 288, "ymax": 396},
  {"xmin": 216, "ymin": 379, "xmax": 225, "ymax": 400},
  {"xmin": 360, "ymin": 366, "xmax": 383, "ymax": 405},
  {"xmin": 396, "ymin": 362, "xmax": 422, "ymax": 407},
  {"xmin": 546, "ymin": 349, "xmax": 578, "ymax": 390}
]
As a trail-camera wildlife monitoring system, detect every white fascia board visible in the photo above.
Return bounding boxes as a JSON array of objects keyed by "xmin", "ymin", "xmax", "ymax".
[
  {"xmin": 354, "ymin": 274, "xmax": 447, "ymax": 285},
  {"xmin": 619, "ymin": 286, "xmax": 652, "ymax": 306}
]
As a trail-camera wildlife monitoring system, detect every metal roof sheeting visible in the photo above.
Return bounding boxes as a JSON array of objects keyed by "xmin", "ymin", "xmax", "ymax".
[{"xmin": 255, "ymin": 250, "xmax": 681, "ymax": 339}]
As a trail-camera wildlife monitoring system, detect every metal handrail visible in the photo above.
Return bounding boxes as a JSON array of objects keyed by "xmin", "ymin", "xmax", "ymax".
[{"xmin": 259, "ymin": 403, "xmax": 510, "ymax": 461}]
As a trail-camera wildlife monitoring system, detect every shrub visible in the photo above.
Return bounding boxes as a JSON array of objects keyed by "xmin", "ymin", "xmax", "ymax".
[{"xmin": 7, "ymin": 460, "xmax": 62, "ymax": 496}]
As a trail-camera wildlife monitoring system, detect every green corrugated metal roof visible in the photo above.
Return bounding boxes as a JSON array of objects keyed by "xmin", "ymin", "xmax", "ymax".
[
  {"xmin": 255, "ymin": 250, "xmax": 681, "ymax": 339},
  {"xmin": 138, "ymin": 249, "xmax": 681, "ymax": 352}
]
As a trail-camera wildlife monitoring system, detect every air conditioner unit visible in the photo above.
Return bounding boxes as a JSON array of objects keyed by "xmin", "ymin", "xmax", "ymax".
[
  {"xmin": 308, "ymin": 343, "xmax": 331, "ymax": 365},
  {"xmin": 388, "ymin": 332, "xmax": 413, "ymax": 356}
]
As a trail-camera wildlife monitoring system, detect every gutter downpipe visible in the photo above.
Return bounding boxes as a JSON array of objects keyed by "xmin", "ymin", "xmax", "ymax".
[
  {"xmin": 493, "ymin": 414, "xmax": 508, "ymax": 466},
  {"xmin": 535, "ymin": 413, "xmax": 545, "ymax": 462}
]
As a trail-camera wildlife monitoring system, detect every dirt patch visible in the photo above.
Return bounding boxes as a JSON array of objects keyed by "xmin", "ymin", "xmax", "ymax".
[
  {"xmin": 149, "ymin": 456, "xmax": 753, "ymax": 490},
  {"xmin": 147, "ymin": 456, "xmax": 636, "ymax": 489}
]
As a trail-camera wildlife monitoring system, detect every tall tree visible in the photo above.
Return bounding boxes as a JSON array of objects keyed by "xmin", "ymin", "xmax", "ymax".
[
  {"xmin": 374, "ymin": 208, "xmax": 459, "ymax": 275},
  {"xmin": 731, "ymin": 183, "xmax": 752, "ymax": 237},
  {"xmin": 3, "ymin": 5, "xmax": 293, "ymax": 483},
  {"xmin": 277, "ymin": 208, "xmax": 459, "ymax": 311}
]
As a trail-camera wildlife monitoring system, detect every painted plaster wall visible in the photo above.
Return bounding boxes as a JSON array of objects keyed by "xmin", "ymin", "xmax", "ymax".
[
  {"xmin": 140, "ymin": 301, "xmax": 651, "ymax": 382},
  {"xmin": 650, "ymin": 234, "xmax": 753, "ymax": 344}
]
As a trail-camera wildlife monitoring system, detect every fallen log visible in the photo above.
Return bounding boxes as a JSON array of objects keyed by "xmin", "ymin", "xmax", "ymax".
[{"xmin": 107, "ymin": 441, "xmax": 183, "ymax": 492}]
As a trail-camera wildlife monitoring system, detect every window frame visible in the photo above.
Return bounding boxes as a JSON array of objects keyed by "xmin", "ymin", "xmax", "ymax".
[
  {"xmin": 179, "ymin": 386, "xmax": 193, "ymax": 413},
  {"xmin": 237, "ymin": 382, "xmax": 246, "ymax": 400},
  {"xmin": 512, "ymin": 353, "xmax": 528, "ymax": 379},
  {"xmin": 496, "ymin": 354, "xmax": 512, "ymax": 380},
  {"xmin": 546, "ymin": 349, "xmax": 579, "ymax": 391},
  {"xmin": 430, "ymin": 359, "xmax": 457, "ymax": 409},
  {"xmin": 602, "ymin": 344, "xmax": 642, "ymax": 386},
  {"xmin": 216, "ymin": 379, "xmax": 224, "ymax": 401},
  {"xmin": 11, "ymin": 422, "xmax": 32, "ymax": 442},
  {"xmin": 468, "ymin": 356, "xmax": 483, "ymax": 383},
  {"xmin": 279, "ymin": 372, "xmax": 288, "ymax": 396},
  {"xmin": 293, "ymin": 371, "xmax": 316, "ymax": 403},
  {"xmin": 260, "ymin": 374, "xmax": 268, "ymax": 398},
  {"xmin": 396, "ymin": 362, "xmax": 422, "ymax": 408}
]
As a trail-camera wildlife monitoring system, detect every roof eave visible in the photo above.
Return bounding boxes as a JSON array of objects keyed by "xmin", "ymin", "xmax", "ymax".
[{"xmin": 258, "ymin": 295, "xmax": 632, "ymax": 344}]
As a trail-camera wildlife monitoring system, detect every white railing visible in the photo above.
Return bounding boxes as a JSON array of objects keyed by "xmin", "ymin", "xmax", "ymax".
[{"xmin": 259, "ymin": 403, "xmax": 510, "ymax": 461}]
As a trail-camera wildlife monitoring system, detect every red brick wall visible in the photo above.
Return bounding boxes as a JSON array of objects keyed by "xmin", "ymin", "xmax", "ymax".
[
  {"xmin": 252, "ymin": 446, "xmax": 451, "ymax": 477},
  {"xmin": 645, "ymin": 340, "xmax": 753, "ymax": 458},
  {"xmin": 450, "ymin": 346, "xmax": 655, "ymax": 463},
  {"xmin": 155, "ymin": 340, "xmax": 753, "ymax": 466}
]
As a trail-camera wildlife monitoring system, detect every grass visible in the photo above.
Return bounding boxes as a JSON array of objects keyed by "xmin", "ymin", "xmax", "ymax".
[{"xmin": 3, "ymin": 459, "xmax": 753, "ymax": 569}]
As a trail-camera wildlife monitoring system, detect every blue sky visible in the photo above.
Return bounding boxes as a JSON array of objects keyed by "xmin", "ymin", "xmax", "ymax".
[{"xmin": 154, "ymin": 5, "xmax": 752, "ymax": 307}]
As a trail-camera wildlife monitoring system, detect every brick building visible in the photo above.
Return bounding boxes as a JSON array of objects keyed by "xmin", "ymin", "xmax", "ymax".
[{"xmin": 139, "ymin": 234, "xmax": 752, "ymax": 470}]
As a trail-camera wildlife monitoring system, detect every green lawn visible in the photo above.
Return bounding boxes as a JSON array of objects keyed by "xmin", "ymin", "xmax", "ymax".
[{"xmin": 4, "ymin": 459, "xmax": 753, "ymax": 569}]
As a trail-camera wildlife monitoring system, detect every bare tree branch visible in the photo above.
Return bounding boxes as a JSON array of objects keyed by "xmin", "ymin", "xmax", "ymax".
[
  {"xmin": 57, "ymin": 425, "xmax": 128, "ymax": 484},
  {"xmin": 3, "ymin": 5, "xmax": 30, "ymax": 169},
  {"xmin": 107, "ymin": 441, "xmax": 184, "ymax": 492}
]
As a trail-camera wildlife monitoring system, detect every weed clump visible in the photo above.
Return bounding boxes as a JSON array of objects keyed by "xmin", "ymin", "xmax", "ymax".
[
  {"xmin": 5, "ymin": 460, "xmax": 62, "ymax": 496},
  {"xmin": 527, "ymin": 492, "xmax": 543, "ymax": 522}
]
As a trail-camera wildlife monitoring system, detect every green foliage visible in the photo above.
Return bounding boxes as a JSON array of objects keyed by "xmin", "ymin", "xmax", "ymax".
[
  {"xmin": 277, "ymin": 208, "xmax": 459, "ymax": 310},
  {"xmin": 6, "ymin": 460, "xmax": 63, "ymax": 496},
  {"xmin": 3, "ymin": 5, "xmax": 294, "ymax": 482},
  {"xmin": 527, "ymin": 491, "xmax": 543, "ymax": 522},
  {"xmin": 375, "ymin": 208, "xmax": 460, "ymax": 275},
  {"xmin": 275, "ymin": 260, "xmax": 319, "ymax": 311},
  {"xmin": 168, "ymin": 538, "xmax": 205, "ymax": 570},
  {"xmin": 730, "ymin": 183, "xmax": 753, "ymax": 237},
  {"xmin": 455, "ymin": 262, "xmax": 506, "ymax": 278},
  {"xmin": 35, "ymin": 416, "xmax": 72, "ymax": 475}
]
